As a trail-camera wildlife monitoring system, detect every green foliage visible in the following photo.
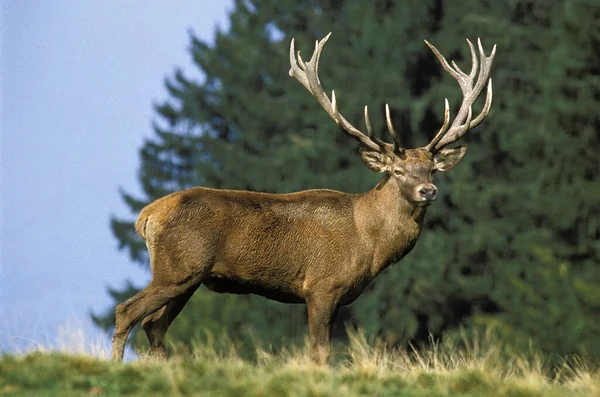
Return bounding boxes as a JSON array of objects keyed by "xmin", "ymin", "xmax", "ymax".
[
  {"xmin": 97, "ymin": 0, "xmax": 600, "ymax": 363},
  {"xmin": 405, "ymin": 0, "xmax": 600, "ymax": 362}
]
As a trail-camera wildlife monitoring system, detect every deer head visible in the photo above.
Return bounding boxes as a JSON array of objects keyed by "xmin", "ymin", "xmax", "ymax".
[{"xmin": 289, "ymin": 33, "xmax": 496, "ymax": 206}]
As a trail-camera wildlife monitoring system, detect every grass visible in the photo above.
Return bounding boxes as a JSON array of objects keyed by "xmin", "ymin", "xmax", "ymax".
[{"xmin": 0, "ymin": 329, "xmax": 598, "ymax": 397}]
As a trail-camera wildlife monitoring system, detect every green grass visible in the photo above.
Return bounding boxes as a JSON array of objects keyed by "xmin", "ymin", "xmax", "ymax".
[{"xmin": 1, "ymin": 331, "xmax": 598, "ymax": 397}]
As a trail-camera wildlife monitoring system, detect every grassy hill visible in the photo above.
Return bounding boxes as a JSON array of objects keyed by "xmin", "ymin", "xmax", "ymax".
[{"xmin": 1, "ymin": 331, "xmax": 598, "ymax": 397}]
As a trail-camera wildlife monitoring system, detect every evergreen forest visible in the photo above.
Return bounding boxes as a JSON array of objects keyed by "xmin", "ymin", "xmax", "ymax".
[{"xmin": 94, "ymin": 0, "xmax": 600, "ymax": 365}]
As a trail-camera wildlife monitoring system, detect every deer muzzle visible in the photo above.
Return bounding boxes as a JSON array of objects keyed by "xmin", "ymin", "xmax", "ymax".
[{"xmin": 415, "ymin": 183, "xmax": 437, "ymax": 203}]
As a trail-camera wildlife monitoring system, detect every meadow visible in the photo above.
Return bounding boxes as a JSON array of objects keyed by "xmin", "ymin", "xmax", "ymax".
[{"xmin": 1, "ymin": 329, "xmax": 598, "ymax": 397}]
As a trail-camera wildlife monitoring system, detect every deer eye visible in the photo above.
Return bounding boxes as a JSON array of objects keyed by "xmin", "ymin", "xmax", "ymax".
[{"xmin": 394, "ymin": 169, "xmax": 405, "ymax": 176}]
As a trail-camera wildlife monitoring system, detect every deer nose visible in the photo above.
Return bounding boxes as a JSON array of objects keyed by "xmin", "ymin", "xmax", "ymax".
[{"xmin": 417, "ymin": 184, "xmax": 437, "ymax": 201}]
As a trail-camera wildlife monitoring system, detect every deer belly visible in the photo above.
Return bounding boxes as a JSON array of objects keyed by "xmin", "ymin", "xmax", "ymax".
[{"xmin": 203, "ymin": 274, "xmax": 305, "ymax": 304}]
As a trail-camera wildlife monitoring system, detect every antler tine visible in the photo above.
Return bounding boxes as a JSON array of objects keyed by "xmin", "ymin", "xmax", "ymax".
[
  {"xmin": 468, "ymin": 39, "xmax": 479, "ymax": 79},
  {"xmin": 364, "ymin": 106, "xmax": 388, "ymax": 147},
  {"xmin": 424, "ymin": 98, "xmax": 450, "ymax": 152},
  {"xmin": 423, "ymin": 38, "xmax": 496, "ymax": 152},
  {"xmin": 289, "ymin": 34, "xmax": 385, "ymax": 153},
  {"xmin": 469, "ymin": 78, "xmax": 493, "ymax": 129},
  {"xmin": 364, "ymin": 106, "xmax": 373, "ymax": 137},
  {"xmin": 424, "ymin": 40, "xmax": 461, "ymax": 81},
  {"xmin": 385, "ymin": 104, "xmax": 402, "ymax": 153}
]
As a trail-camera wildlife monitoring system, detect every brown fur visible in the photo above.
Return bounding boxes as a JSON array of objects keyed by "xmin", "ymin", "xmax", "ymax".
[
  {"xmin": 111, "ymin": 146, "xmax": 466, "ymax": 364},
  {"xmin": 111, "ymin": 33, "xmax": 493, "ymax": 364}
]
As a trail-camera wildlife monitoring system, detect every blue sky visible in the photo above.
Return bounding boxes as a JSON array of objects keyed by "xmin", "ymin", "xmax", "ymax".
[{"xmin": 1, "ymin": 1, "xmax": 232, "ymax": 352}]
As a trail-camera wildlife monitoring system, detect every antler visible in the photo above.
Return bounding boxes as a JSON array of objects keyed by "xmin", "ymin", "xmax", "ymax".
[
  {"xmin": 289, "ymin": 33, "xmax": 402, "ymax": 153},
  {"xmin": 424, "ymin": 38, "xmax": 496, "ymax": 153}
]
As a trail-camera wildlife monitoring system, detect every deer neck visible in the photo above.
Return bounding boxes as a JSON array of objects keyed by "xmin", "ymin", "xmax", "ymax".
[{"xmin": 354, "ymin": 175, "xmax": 428, "ymax": 275}]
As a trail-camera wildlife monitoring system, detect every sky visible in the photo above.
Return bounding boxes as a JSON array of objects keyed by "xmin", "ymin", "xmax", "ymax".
[{"xmin": 1, "ymin": 1, "xmax": 232, "ymax": 354}]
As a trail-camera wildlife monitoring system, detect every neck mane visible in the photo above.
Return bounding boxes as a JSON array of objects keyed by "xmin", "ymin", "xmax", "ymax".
[{"xmin": 353, "ymin": 175, "xmax": 429, "ymax": 275}]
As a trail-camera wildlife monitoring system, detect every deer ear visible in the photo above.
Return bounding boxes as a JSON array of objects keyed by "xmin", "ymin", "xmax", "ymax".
[
  {"xmin": 433, "ymin": 145, "xmax": 468, "ymax": 172},
  {"xmin": 359, "ymin": 148, "xmax": 391, "ymax": 173}
]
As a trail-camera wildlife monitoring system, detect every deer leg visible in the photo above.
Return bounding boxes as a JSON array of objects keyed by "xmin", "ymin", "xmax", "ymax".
[
  {"xmin": 111, "ymin": 280, "xmax": 197, "ymax": 361},
  {"xmin": 306, "ymin": 295, "xmax": 339, "ymax": 365},
  {"xmin": 141, "ymin": 286, "xmax": 197, "ymax": 360}
]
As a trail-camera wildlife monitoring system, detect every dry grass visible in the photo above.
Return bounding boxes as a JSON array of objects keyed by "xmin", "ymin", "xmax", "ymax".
[
  {"xmin": 162, "ymin": 327, "xmax": 599, "ymax": 396},
  {"xmin": 0, "ymin": 318, "xmax": 135, "ymax": 361}
]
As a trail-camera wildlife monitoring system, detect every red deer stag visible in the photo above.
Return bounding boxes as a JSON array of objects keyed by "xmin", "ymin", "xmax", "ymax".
[{"xmin": 112, "ymin": 33, "xmax": 496, "ymax": 364}]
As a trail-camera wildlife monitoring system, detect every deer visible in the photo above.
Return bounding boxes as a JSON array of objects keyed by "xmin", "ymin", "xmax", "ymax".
[{"xmin": 111, "ymin": 33, "xmax": 495, "ymax": 364}]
